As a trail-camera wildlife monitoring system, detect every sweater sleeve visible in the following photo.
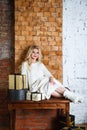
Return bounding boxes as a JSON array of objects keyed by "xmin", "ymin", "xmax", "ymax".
[
  {"xmin": 21, "ymin": 62, "xmax": 27, "ymax": 74},
  {"xmin": 41, "ymin": 63, "xmax": 53, "ymax": 77},
  {"xmin": 21, "ymin": 62, "xmax": 28, "ymax": 88}
]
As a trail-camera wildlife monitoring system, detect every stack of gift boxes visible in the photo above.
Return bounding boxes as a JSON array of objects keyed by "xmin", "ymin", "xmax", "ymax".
[
  {"xmin": 8, "ymin": 74, "xmax": 45, "ymax": 101},
  {"xmin": 8, "ymin": 74, "xmax": 27, "ymax": 100},
  {"xmin": 9, "ymin": 74, "xmax": 26, "ymax": 90}
]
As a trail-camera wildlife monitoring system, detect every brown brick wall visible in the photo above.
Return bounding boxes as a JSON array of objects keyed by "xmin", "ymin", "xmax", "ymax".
[
  {"xmin": 15, "ymin": 0, "xmax": 62, "ymax": 82},
  {"xmin": 0, "ymin": 0, "xmax": 14, "ymax": 128},
  {"xmin": 15, "ymin": 0, "xmax": 63, "ymax": 130},
  {"xmin": 0, "ymin": 0, "xmax": 62, "ymax": 129}
]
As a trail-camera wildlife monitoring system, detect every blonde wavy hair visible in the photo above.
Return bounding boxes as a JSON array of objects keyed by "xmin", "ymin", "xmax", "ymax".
[{"xmin": 25, "ymin": 45, "xmax": 43, "ymax": 65}]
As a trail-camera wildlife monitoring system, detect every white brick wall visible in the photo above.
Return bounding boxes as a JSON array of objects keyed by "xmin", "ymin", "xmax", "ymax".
[{"xmin": 63, "ymin": 0, "xmax": 87, "ymax": 124}]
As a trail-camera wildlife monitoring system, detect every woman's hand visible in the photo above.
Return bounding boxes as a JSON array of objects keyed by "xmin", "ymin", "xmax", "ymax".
[{"xmin": 49, "ymin": 76, "xmax": 55, "ymax": 85}]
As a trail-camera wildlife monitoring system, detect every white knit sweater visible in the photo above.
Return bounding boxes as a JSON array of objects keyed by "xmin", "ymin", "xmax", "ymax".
[{"xmin": 21, "ymin": 61, "xmax": 63, "ymax": 99}]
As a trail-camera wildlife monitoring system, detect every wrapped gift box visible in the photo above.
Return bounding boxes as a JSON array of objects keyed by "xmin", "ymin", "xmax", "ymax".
[
  {"xmin": 31, "ymin": 92, "xmax": 45, "ymax": 101},
  {"xmin": 26, "ymin": 91, "xmax": 31, "ymax": 100},
  {"xmin": 26, "ymin": 91, "xmax": 46, "ymax": 101},
  {"xmin": 8, "ymin": 89, "xmax": 27, "ymax": 100},
  {"xmin": 9, "ymin": 74, "xmax": 26, "ymax": 90},
  {"xmin": 9, "ymin": 75, "xmax": 15, "ymax": 89},
  {"xmin": 31, "ymin": 92, "xmax": 42, "ymax": 101},
  {"xmin": 8, "ymin": 74, "xmax": 27, "ymax": 100}
]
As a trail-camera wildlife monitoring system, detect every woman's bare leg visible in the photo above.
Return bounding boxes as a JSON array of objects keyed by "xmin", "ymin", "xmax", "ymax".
[
  {"xmin": 55, "ymin": 87, "xmax": 66, "ymax": 94},
  {"xmin": 51, "ymin": 90, "xmax": 63, "ymax": 97},
  {"xmin": 51, "ymin": 87, "xmax": 66, "ymax": 97},
  {"xmin": 52, "ymin": 87, "xmax": 83, "ymax": 103}
]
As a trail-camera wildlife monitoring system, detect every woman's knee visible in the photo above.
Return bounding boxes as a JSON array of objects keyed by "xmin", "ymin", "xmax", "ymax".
[
  {"xmin": 56, "ymin": 87, "xmax": 66, "ymax": 94},
  {"xmin": 51, "ymin": 91, "xmax": 63, "ymax": 97}
]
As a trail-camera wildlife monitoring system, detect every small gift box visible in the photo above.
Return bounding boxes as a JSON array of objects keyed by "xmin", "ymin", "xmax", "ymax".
[
  {"xmin": 26, "ymin": 91, "xmax": 31, "ymax": 100},
  {"xmin": 31, "ymin": 92, "xmax": 46, "ymax": 101}
]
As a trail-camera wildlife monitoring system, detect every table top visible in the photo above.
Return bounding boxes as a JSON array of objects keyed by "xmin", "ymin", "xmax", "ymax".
[
  {"xmin": 8, "ymin": 97, "xmax": 70, "ymax": 110},
  {"xmin": 8, "ymin": 97, "xmax": 70, "ymax": 104}
]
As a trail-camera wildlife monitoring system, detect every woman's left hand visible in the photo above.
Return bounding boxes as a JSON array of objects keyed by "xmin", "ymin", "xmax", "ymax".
[{"xmin": 49, "ymin": 77, "xmax": 55, "ymax": 85}]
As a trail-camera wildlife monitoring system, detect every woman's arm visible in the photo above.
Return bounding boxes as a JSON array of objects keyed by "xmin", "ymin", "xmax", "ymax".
[
  {"xmin": 41, "ymin": 63, "xmax": 56, "ymax": 84},
  {"xmin": 41, "ymin": 63, "xmax": 53, "ymax": 77},
  {"xmin": 21, "ymin": 62, "xmax": 28, "ymax": 88},
  {"xmin": 21, "ymin": 62, "xmax": 27, "ymax": 75}
]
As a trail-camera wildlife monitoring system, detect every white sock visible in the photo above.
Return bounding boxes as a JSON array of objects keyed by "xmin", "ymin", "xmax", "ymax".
[{"xmin": 63, "ymin": 90, "xmax": 83, "ymax": 103}]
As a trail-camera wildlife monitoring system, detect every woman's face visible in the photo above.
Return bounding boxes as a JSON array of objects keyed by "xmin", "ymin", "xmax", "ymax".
[{"xmin": 31, "ymin": 48, "xmax": 39, "ymax": 61}]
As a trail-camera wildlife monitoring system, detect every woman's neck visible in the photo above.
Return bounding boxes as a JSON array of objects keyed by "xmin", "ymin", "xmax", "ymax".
[{"xmin": 31, "ymin": 59, "xmax": 37, "ymax": 63}]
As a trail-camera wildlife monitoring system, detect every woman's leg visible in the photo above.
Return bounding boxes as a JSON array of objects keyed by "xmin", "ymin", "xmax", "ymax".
[
  {"xmin": 51, "ymin": 87, "xmax": 66, "ymax": 97},
  {"xmin": 55, "ymin": 87, "xmax": 66, "ymax": 94},
  {"xmin": 52, "ymin": 87, "xmax": 83, "ymax": 103},
  {"xmin": 51, "ymin": 90, "xmax": 63, "ymax": 97}
]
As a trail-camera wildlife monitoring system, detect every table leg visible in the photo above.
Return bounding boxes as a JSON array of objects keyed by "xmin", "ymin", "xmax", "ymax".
[
  {"xmin": 9, "ymin": 110, "xmax": 16, "ymax": 130},
  {"xmin": 66, "ymin": 103, "xmax": 70, "ymax": 127}
]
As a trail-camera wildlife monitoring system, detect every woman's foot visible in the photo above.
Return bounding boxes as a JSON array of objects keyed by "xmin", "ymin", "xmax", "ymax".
[{"xmin": 63, "ymin": 90, "xmax": 84, "ymax": 103}]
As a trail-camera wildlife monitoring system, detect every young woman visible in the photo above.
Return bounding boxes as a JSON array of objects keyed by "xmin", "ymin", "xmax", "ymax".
[{"xmin": 21, "ymin": 45, "xmax": 83, "ymax": 103}]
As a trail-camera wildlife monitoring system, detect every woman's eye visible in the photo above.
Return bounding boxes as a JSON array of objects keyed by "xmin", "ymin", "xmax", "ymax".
[{"xmin": 32, "ymin": 51, "xmax": 39, "ymax": 54}]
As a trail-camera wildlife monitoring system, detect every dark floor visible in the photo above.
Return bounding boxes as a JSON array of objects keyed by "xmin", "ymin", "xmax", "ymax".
[
  {"xmin": 0, "ymin": 124, "xmax": 87, "ymax": 130},
  {"xmin": 76, "ymin": 124, "xmax": 87, "ymax": 130}
]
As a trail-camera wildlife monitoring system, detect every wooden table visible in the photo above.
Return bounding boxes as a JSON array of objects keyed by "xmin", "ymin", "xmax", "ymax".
[{"xmin": 8, "ymin": 98, "xmax": 70, "ymax": 130}]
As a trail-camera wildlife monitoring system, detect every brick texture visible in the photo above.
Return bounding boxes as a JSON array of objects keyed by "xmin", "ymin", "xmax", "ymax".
[
  {"xmin": 0, "ymin": 0, "xmax": 14, "ymax": 128},
  {"xmin": 15, "ymin": 0, "xmax": 63, "ymax": 82},
  {"xmin": 15, "ymin": 0, "xmax": 63, "ymax": 129}
]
